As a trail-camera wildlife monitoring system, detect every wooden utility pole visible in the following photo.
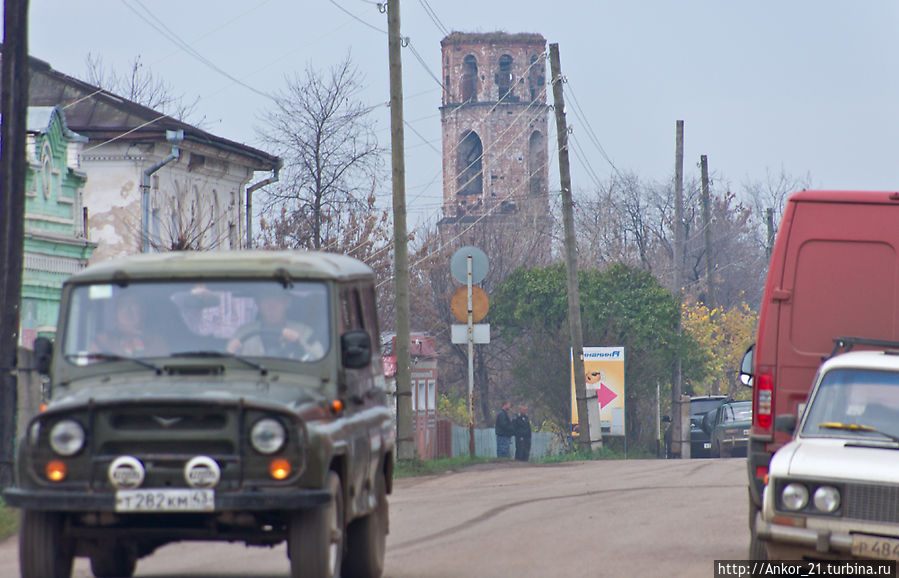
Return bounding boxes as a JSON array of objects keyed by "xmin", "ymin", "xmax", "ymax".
[
  {"xmin": 387, "ymin": 0, "xmax": 414, "ymax": 460},
  {"xmin": 766, "ymin": 208, "xmax": 775, "ymax": 261},
  {"xmin": 700, "ymin": 155, "xmax": 714, "ymax": 308},
  {"xmin": 671, "ymin": 120, "xmax": 685, "ymax": 458},
  {"xmin": 549, "ymin": 44, "xmax": 600, "ymax": 451},
  {"xmin": 0, "ymin": 0, "xmax": 30, "ymax": 488}
]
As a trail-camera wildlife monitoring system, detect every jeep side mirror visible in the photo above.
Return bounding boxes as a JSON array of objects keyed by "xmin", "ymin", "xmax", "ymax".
[
  {"xmin": 341, "ymin": 330, "xmax": 371, "ymax": 369},
  {"xmin": 661, "ymin": 415, "xmax": 672, "ymax": 424},
  {"xmin": 33, "ymin": 337, "xmax": 53, "ymax": 375},
  {"xmin": 739, "ymin": 345, "xmax": 755, "ymax": 387}
]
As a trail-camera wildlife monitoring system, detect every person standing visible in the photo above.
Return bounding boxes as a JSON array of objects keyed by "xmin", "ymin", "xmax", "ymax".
[
  {"xmin": 513, "ymin": 404, "xmax": 532, "ymax": 462},
  {"xmin": 495, "ymin": 401, "xmax": 514, "ymax": 458}
]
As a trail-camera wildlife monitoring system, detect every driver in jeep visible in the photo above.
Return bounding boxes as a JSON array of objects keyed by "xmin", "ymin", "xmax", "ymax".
[{"xmin": 226, "ymin": 288, "xmax": 324, "ymax": 360}]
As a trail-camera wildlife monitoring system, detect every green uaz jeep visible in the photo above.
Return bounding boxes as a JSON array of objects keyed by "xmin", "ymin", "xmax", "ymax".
[{"xmin": 4, "ymin": 250, "xmax": 394, "ymax": 578}]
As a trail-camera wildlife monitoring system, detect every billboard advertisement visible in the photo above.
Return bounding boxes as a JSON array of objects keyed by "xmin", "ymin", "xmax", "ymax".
[{"xmin": 571, "ymin": 346, "xmax": 625, "ymax": 435}]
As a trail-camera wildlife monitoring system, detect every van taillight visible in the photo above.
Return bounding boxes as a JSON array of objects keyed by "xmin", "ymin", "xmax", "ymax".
[{"xmin": 757, "ymin": 374, "xmax": 773, "ymax": 428}]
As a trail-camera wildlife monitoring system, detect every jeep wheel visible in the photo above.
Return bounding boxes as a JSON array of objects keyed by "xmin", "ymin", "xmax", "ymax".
[
  {"xmin": 343, "ymin": 472, "xmax": 388, "ymax": 578},
  {"xmin": 20, "ymin": 510, "xmax": 74, "ymax": 578},
  {"xmin": 289, "ymin": 471, "xmax": 344, "ymax": 578},
  {"xmin": 90, "ymin": 542, "xmax": 137, "ymax": 577}
]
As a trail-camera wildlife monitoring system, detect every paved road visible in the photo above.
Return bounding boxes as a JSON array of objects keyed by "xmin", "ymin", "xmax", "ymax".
[{"xmin": 0, "ymin": 457, "xmax": 748, "ymax": 577}]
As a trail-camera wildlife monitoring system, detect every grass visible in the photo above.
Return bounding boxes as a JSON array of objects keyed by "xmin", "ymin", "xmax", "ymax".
[{"xmin": 0, "ymin": 499, "xmax": 18, "ymax": 542}]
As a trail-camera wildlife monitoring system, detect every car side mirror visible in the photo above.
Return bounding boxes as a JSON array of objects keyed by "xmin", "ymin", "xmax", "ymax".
[
  {"xmin": 341, "ymin": 330, "xmax": 371, "ymax": 369},
  {"xmin": 661, "ymin": 415, "xmax": 671, "ymax": 424},
  {"xmin": 774, "ymin": 414, "xmax": 796, "ymax": 435},
  {"xmin": 739, "ymin": 345, "xmax": 755, "ymax": 387},
  {"xmin": 33, "ymin": 337, "xmax": 53, "ymax": 375}
]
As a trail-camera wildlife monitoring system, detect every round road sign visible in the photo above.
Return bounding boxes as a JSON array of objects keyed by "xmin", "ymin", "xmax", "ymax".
[
  {"xmin": 450, "ymin": 286, "xmax": 489, "ymax": 323},
  {"xmin": 450, "ymin": 246, "xmax": 488, "ymax": 285}
]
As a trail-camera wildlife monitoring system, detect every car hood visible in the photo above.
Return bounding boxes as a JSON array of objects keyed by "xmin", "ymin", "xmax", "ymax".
[
  {"xmin": 47, "ymin": 373, "xmax": 326, "ymax": 413},
  {"xmin": 771, "ymin": 437, "xmax": 899, "ymax": 483}
]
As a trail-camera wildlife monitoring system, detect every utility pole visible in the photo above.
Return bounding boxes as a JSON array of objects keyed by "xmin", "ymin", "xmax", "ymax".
[
  {"xmin": 700, "ymin": 155, "xmax": 714, "ymax": 308},
  {"xmin": 0, "ymin": 0, "xmax": 30, "ymax": 488},
  {"xmin": 766, "ymin": 208, "xmax": 775, "ymax": 262},
  {"xmin": 549, "ymin": 44, "xmax": 600, "ymax": 451},
  {"xmin": 387, "ymin": 0, "xmax": 415, "ymax": 460},
  {"xmin": 671, "ymin": 120, "xmax": 685, "ymax": 458}
]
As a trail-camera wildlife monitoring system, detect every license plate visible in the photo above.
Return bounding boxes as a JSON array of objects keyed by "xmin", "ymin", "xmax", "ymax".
[
  {"xmin": 851, "ymin": 533, "xmax": 899, "ymax": 560},
  {"xmin": 115, "ymin": 489, "xmax": 215, "ymax": 512},
  {"xmin": 743, "ymin": 428, "xmax": 750, "ymax": 436},
  {"xmin": 703, "ymin": 442, "xmax": 711, "ymax": 449}
]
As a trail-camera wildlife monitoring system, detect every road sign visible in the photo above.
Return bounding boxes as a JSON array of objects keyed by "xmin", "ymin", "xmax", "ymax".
[
  {"xmin": 450, "ymin": 246, "xmax": 488, "ymax": 285},
  {"xmin": 451, "ymin": 324, "xmax": 490, "ymax": 344},
  {"xmin": 450, "ymin": 286, "xmax": 489, "ymax": 323}
]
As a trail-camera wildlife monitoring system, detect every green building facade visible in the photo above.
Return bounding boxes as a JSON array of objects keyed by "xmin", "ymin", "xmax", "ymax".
[{"xmin": 20, "ymin": 106, "xmax": 96, "ymax": 347}]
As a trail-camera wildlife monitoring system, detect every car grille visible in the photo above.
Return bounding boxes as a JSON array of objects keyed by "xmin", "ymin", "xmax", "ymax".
[{"xmin": 844, "ymin": 483, "xmax": 899, "ymax": 524}]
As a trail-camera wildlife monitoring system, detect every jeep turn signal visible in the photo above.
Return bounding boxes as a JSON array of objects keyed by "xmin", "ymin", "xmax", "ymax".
[
  {"xmin": 330, "ymin": 399, "xmax": 344, "ymax": 414},
  {"xmin": 45, "ymin": 460, "xmax": 67, "ymax": 482},
  {"xmin": 269, "ymin": 458, "xmax": 291, "ymax": 480}
]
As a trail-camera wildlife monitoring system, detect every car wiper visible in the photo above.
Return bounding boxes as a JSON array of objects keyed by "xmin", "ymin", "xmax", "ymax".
[
  {"xmin": 171, "ymin": 351, "xmax": 268, "ymax": 375},
  {"xmin": 818, "ymin": 422, "xmax": 899, "ymax": 444},
  {"xmin": 66, "ymin": 352, "xmax": 163, "ymax": 375}
]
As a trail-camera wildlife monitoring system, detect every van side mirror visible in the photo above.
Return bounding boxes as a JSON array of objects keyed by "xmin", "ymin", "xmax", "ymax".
[
  {"xmin": 33, "ymin": 337, "xmax": 53, "ymax": 375},
  {"xmin": 739, "ymin": 345, "xmax": 755, "ymax": 387},
  {"xmin": 774, "ymin": 414, "xmax": 797, "ymax": 435},
  {"xmin": 341, "ymin": 330, "xmax": 371, "ymax": 369}
]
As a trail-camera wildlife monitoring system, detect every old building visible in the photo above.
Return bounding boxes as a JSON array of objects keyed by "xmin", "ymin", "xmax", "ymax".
[
  {"xmin": 437, "ymin": 32, "xmax": 551, "ymax": 249},
  {"xmin": 20, "ymin": 106, "xmax": 97, "ymax": 347},
  {"xmin": 25, "ymin": 54, "xmax": 281, "ymax": 262}
]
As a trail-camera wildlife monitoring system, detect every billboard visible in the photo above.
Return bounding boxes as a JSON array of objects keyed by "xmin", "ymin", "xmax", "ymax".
[{"xmin": 571, "ymin": 346, "xmax": 625, "ymax": 435}]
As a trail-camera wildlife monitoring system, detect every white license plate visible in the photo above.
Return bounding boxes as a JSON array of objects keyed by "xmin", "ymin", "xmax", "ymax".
[
  {"xmin": 703, "ymin": 442, "xmax": 712, "ymax": 449},
  {"xmin": 851, "ymin": 533, "xmax": 899, "ymax": 560},
  {"xmin": 743, "ymin": 429, "xmax": 750, "ymax": 436},
  {"xmin": 115, "ymin": 489, "xmax": 215, "ymax": 512}
]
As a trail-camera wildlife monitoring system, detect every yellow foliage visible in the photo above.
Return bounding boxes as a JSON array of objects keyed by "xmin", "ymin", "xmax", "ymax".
[{"xmin": 682, "ymin": 301, "xmax": 757, "ymax": 399}]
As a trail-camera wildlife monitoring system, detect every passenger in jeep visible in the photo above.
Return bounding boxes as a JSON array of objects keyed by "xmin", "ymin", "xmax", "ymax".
[
  {"xmin": 226, "ymin": 288, "xmax": 324, "ymax": 360},
  {"xmin": 92, "ymin": 293, "xmax": 167, "ymax": 357}
]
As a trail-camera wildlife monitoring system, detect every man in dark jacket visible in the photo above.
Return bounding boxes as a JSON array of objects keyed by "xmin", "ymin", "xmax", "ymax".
[
  {"xmin": 513, "ymin": 404, "xmax": 532, "ymax": 462},
  {"xmin": 495, "ymin": 401, "xmax": 514, "ymax": 458}
]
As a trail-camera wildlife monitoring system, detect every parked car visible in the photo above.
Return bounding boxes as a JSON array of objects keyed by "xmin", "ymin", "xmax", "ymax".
[
  {"xmin": 689, "ymin": 395, "xmax": 730, "ymax": 457},
  {"xmin": 3, "ymin": 251, "xmax": 394, "ymax": 578},
  {"xmin": 702, "ymin": 400, "xmax": 752, "ymax": 458},
  {"xmin": 757, "ymin": 347, "xmax": 899, "ymax": 560}
]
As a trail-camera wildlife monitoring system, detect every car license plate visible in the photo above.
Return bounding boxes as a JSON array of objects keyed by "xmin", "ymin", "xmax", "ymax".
[
  {"xmin": 703, "ymin": 442, "xmax": 711, "ymax": 449},
  {"xmin": 115, "ymin": 489, "xmax": 215, "ymax": 512},
  {"xmin": 743, "ymin": 428, "xmax": 750, "ymax": 436},
  {"xmin": 851, "ymin": 533, "xmax": 899, "ymax": 560}
]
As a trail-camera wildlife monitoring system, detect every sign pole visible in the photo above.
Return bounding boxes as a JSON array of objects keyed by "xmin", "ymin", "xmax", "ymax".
[{"xmin": 467, "ymin": 254, "xmax": 476, "ymax": 457}]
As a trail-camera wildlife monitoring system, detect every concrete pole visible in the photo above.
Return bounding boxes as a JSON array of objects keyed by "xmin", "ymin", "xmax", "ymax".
[
  {"xmin": 701, "ymin": 155, "xmax": 714, "ymax": 308},
  {"xmin": 671, "ymin": 121, "xmax": 684, "ymax": 457}
]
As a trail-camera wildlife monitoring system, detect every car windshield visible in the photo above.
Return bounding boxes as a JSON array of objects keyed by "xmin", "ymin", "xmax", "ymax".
[
  {"xmin": 62, "ymin": 280, "xmax": 330, "ymax": 364},
  {"xmin": 801, "ymin": 368, "xmax": 899, "ymax": 441},
  {"xmin": 691, "ymin": 399, "xmax": 726, "ymax": 415}
]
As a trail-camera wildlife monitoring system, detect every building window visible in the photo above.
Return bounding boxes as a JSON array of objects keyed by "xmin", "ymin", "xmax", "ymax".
[
  {"xmin": 497, "ymin": 54, "xmax": 514, "ymax": 101},
  {"xmin": 457, "ymin": 131, "xmax": 483, "ymax": 198},
  {"xmin": 461, "ymin": 55, "xmax": 478, "ymax": 102},
  {"xmin": 528, "ymin": 54, "xmax": 545, "ymax": 102},
  {"xmin": 528, "ymin": 131, "xmax": 546, "ymax": 197}
]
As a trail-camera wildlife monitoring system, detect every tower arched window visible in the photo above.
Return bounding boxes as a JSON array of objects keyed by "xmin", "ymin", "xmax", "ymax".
[
  {"xmin": 457, "ymin": 131, "xmax": 483, "ymax": 198},
  {"xmin": 497, "ymin": 54, "xmax": 514, "ymax": 101},
  {"xmin": 461, "ymin": 55, "xmax": 478, "ymax": 102},
  {"xmin": 528, "ymin": 131, "xmax": 546, "ymax": 197},
  {"xmin": 528, "ymin": 55, "xmax": 545, "ymax": 102}
]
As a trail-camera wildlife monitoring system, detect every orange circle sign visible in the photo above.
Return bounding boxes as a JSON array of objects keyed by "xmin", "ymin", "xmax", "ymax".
[{"xmin": 451, "ymin": 286, "xmax": 489, "ymax": 323}]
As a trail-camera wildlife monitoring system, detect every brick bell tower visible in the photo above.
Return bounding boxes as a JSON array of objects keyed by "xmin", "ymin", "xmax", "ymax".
[{"xmin": 437, "ymin": 32, "xmax": 551, "ymax": 248}]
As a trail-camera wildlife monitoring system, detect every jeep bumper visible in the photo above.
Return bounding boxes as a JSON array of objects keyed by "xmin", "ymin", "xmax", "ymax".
[{"xmin": 2, "ymin": 487, "xmax": 330, "ymax": 512}]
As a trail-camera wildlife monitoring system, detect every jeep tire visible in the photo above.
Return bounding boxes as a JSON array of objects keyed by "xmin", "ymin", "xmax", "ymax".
[
  {"xmin": 343, "ymin": 471, "xmax": 388, "ymax": 578},
  {"xmin": 20, "ymin": 510, "xmax": 74, "ymax": 578},
  {"xmin": 289, "ymin": 471, "xmax": 344, "ymax": 578}
]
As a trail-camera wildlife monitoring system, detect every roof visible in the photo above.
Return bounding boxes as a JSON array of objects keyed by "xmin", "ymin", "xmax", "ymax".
[
  {"xmin": 820, "ymin": 350, "xmax": 899, "ymax": 373},
  {"xmin": 3, "ymin": 47, "xmax": 280, "ymax": 171},
  {"xmin": 67, "ymin": 250, "xmax": 374, "ymax": 284},
  {"xmin": 789, "ymin": 190, "xmax": 899, "ymax": 204},
  {"xmin": 26, "ymin": 106, "xmax": 88, "ymax": 142},
  {"xmin": 441, "ymin": 31, "xmax": 546, "ymax": 47}
]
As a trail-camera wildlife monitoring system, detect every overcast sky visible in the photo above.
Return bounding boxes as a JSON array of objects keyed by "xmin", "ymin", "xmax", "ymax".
[{"xmin": 25, "ymin": 0, "xmax": 899, "ymax": 228}]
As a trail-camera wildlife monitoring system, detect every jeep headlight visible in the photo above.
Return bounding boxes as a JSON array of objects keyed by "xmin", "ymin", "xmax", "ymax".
[
  {"xmin": 49, "ymin": 419, "xmax": 85, "ymax": 457},
  {"xmin": 813, "ymin": 485, "xmax": 841, "ymax": 513},
  {"xmin": 250, "ymin": 418, "xmax": 286, "ymax": 454},
  {"xmin": 782, "ymin": 483, "xmax": 809, "ymax": 511}
]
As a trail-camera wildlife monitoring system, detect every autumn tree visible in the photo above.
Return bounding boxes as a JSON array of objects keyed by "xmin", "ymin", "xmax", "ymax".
[{"xmin": 491, "ymin": 262, "xmax": 709, "ymax": 450}]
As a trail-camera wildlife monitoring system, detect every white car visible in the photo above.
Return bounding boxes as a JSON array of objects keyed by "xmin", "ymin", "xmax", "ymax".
[{"xmin": 758, "ymin": 348, "xmax": 899, "ymax": 561}]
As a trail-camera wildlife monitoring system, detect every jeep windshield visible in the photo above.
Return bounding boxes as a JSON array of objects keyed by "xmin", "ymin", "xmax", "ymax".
[
  {"xmin": 801, "ymin": 368, "xmax": 899, "ymax": 442},
  {"xmin": 61, "ymin": 280, "xmax": 330, "ymax": 364}
]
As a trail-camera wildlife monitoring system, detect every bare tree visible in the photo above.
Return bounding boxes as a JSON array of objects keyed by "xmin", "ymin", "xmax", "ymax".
[
  {"xmin": 84, "ymin": 53, "xmax": 200, "ymax": 123},
  {"xmin": 741, "ymin": 166, "xmax": 812, "ymax": 249},
  {"xmin": 255, "ymin": 55, "xmax": 383, "ymax": 251}
]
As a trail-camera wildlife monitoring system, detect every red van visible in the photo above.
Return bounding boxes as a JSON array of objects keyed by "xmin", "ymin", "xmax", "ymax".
[{"xmin": 742, "ymin": 190, "xmax": 899, "ymax": 559}]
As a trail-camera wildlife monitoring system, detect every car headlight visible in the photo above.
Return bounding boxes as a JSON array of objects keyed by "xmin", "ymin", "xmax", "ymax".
[
  {"xmin": 250, "ymin": 418, "xmax": 286, "ymax": 454},
  {"xmin": 781, "ymin": 483, "xmax": 809, "ymax": 511},
  {"xmin": 49, "ymin": 419, "xmax": 85, "ymax": 456},
  {"xmin": 813, "ymin": 485, "xmax": 841, "ymax": 513}
]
